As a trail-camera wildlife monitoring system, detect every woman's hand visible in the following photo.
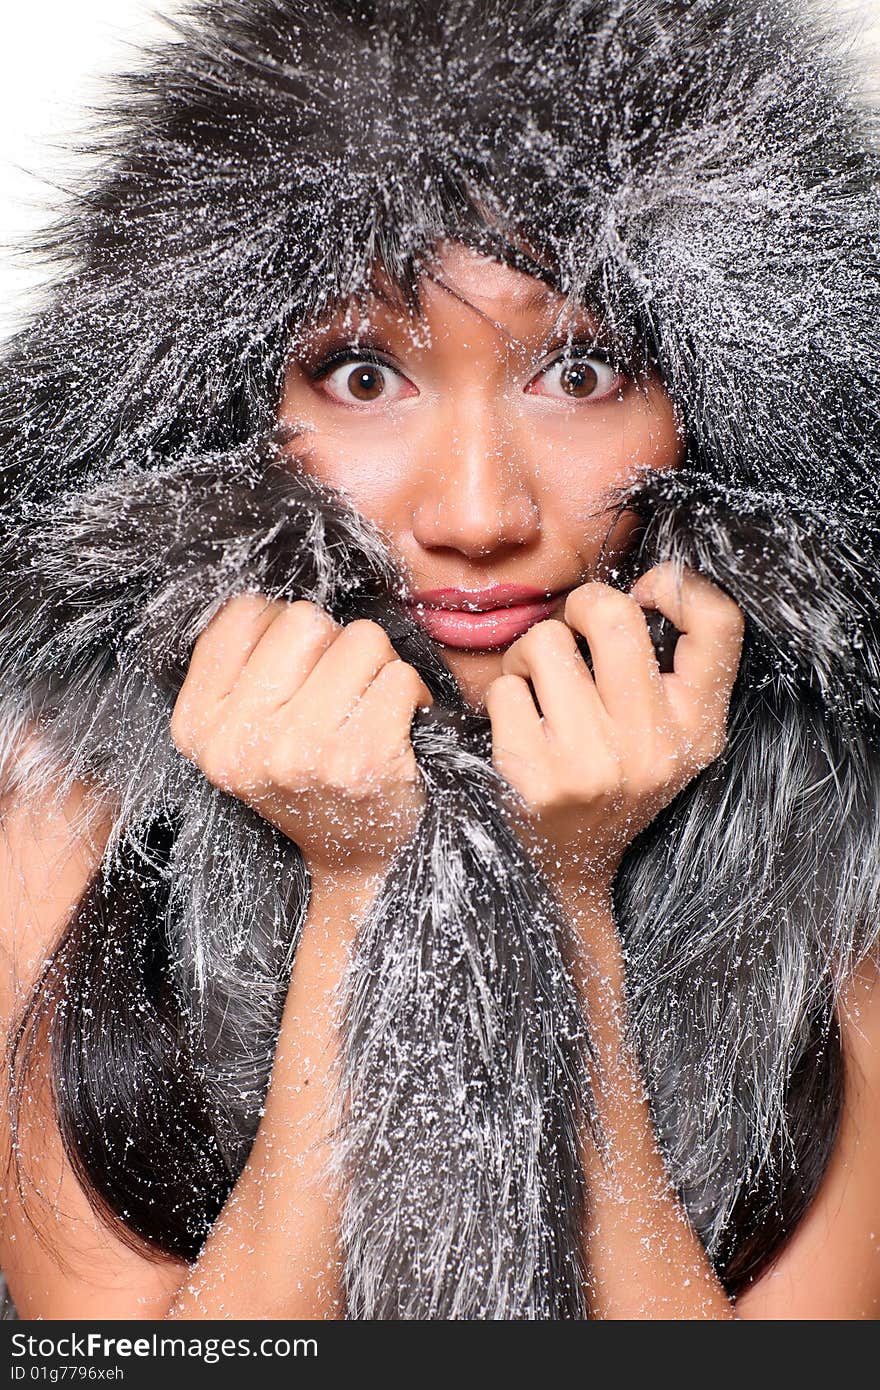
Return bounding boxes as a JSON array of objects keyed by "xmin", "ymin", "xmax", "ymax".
[
  {"xmin": 484, "ymin": 561, "xmax": 745, "ymax": 1320},
  {"xmin": 169, "ymin": 593, "xmax": 433, "ymax": 875},
  {"xmin": 484, "ymin": 562, "xmax": 745, "ymax": 897}
]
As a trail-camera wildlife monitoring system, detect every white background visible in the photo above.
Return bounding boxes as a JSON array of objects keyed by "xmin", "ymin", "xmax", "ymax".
[{"xmin": 0, "ymin": 0, "xmax": 878, "ymax": 340}]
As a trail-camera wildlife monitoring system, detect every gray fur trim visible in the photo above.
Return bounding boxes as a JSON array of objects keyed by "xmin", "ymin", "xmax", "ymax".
[{"xmin": 1, "ymin": 0, "xmax": 879, "ymax": 1315}]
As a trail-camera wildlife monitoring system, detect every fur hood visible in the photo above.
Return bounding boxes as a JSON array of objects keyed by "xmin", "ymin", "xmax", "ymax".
[{"xmin": 1, "ymin": 0, "xmax": 879, "ymax": 1318}]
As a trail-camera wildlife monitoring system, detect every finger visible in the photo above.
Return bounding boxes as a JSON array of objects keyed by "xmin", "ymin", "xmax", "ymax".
[
  {"xmin": 484, "ymin": 672, "xmax": 546, "ymax": 784},
  {"xmin": 182, "ymin": 592, "xmax": 285, "ymax": 706},
  {"xmin": 629, "ymin": 562, "xmax": 744, "ymax": 722},
  {"xmin": 562, "ymin": 583, "xmax": 666, "ymax": 727},
  {"xmin": 349, "ymin": 659, "xmax": 434, "ymax": 765},
  {"xmin": 235, "ymin": 599, "xmax": 339, "ymax": 705},
  {"xmin": 290, "ymin": 618, "xmax": 401, "ymax": 728},
  {"xmin": 500, "ymin": 618, "xmax": 607, "ymax": 740}
]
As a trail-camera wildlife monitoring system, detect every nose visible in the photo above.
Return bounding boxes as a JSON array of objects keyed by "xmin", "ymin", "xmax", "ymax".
[{"xmin": 411, "ymin": 390, "xmax": 540, "ymax": 559}]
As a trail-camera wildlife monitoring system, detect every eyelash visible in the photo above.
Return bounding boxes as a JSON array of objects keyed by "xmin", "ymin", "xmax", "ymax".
[
  {"xmin": 308, "ymin": 345, "xmax": 397, "ymax": 381},
  {"xmin": 307, "ymin": 342, "xmax": 627, "ymax": 400}
]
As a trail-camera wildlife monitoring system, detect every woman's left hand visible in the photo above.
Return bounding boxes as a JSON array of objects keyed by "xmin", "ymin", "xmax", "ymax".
[{"xmin": 484, "ymin": 562, "xmax": 745, "ymax": 897}]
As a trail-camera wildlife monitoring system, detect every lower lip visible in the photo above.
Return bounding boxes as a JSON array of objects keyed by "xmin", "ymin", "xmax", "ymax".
[{"xmin": 405, "ymin": 596, "xmax": 561, "ymax": 649}]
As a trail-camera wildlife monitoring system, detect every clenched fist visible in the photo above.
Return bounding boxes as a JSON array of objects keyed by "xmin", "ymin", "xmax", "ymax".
[
  {"xmin": 485, "ymin": 562, "xmax": 745, "ymax": 896},
  {"xmin": 170, "ymin": 594, "xmax": 434, "ymax": 874}
]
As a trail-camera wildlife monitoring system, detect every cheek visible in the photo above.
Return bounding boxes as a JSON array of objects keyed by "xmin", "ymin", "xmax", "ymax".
[
  {"xmin": 301, "ymin": 440, "xmax": 407, "ymax": 517},
  {"xmin": 279, "ymin": 405, "xmax": 415, "ymax": 531},
  {"xmin": 528, "ymin": 387, "xmax": 682, "ymax": 522}
]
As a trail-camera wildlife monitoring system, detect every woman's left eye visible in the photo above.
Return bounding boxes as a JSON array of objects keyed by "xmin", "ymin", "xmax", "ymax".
[{"xmin": 527, "ymin": 350, "xmax": 624, "ymax": 401}]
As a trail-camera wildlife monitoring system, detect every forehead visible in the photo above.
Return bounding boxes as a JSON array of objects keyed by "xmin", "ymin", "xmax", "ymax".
[
  {"xmin": 423, "ymin": 240, "xmax": 564, "ymax": 315},
  {"xmin": 295, "ymin": 239, "xmax": 597, "ymax": 347}
]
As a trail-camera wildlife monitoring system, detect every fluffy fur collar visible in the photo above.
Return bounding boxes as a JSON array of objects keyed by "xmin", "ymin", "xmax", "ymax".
[{"xmin": 1, "ymin": 0, "xmax": 878, "ymax": 1317}]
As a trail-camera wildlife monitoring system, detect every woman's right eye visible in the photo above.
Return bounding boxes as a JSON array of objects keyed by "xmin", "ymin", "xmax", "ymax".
[{"xmin": 313, "ymin": 353, "xmax": 417, "ymax": 408}]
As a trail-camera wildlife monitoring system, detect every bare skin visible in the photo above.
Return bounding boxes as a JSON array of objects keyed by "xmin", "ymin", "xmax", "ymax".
[{"xmin": 2, "ymin": 240, "xmax": 879, "ymax": 1318}]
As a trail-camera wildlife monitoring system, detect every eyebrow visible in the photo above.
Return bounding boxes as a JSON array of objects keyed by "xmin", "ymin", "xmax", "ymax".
[
  {"xmin": 307, "ymin": 267, "xmax": 599, "ymax": 350},
  {"xmin": 521, "ymin": 284, "xmax": 557, "ymax": 310},
  {"xmin": 364, "ymin": 280, "xmax": 412, "ymax": 311}
]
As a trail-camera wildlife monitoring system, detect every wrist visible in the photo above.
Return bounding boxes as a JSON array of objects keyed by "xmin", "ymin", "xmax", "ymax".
[
  {"xmin": 551, "ymin": 871, "xmax": 617, "ymax": 942},
  {"xmin": 304, "ymin": 855, "xmax": 387, "ymax": 900},
  {"xmin": 551, "ymin": 874, "xmax": 626, "ymax": 996},
  {"xmin": 525, "ymin": 830, "xmax": 621, "ymax": 905}
]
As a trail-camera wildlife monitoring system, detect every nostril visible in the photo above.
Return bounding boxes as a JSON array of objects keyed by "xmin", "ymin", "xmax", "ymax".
[{"xmin": 411, "ymin": 489, "xmax": 541, "ymax": 559}]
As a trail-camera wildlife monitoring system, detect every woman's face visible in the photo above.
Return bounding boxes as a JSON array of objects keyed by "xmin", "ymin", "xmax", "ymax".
[{"xmin": 277, "ymin": 239, "xmax": 683, "ymax": 708}]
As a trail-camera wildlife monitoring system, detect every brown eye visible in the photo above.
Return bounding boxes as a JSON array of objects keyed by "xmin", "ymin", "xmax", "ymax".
[
  {"xmin": 559, "ymin": 360, "xmax": 599, "ymax": 397},
  {"xmin": 528, "ymin": 350, "xmax": 622, "ymax": 402},
  {"xmin": 346, "ymin": 364, "xmax": 385, "ymax": 401},
  {"xmin": 317, "ymin": 353, "xmax": 415, "ymax": 407}
]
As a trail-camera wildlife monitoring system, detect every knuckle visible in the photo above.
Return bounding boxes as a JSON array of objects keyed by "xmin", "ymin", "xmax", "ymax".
[
  {"xmin": 697, "ymin": 725, "xmax": 728, "ymax": 764},
  {"xmin": 719, "ymin": 602, "xmax": 746, "ymax": 641},
  {"xmin": 499, "ymin": 643, "xmax": 523, "ymax": 674},
  {"xmin": 565, "ymin": 580, "xmax": 604, "ymax": 610},
  {"xmin": 563, "ymin": 583, "xmax": 596, "ymax": 621},
  {"xmin": 406, "ymin": 672, "xmax": 434, "ymax": 710},
  {"xmin": 591, "ymin": 756, "xmax": 625, "ymax": 800},
  {"xmin": 196, "ymin": 742, "xmax": 229, "ymax": 789},
  {"xmin": 264, "ymin": 742, "xmax": 304, "ymax": 788},
  {"xmin": 217, "ymin": 592, "xmax": 280, "ymax": 631},
  {"xmin": 237, "ymin": 591, "xmax": 276, "ymax": 610},
  {"xmin": 385, "ymin": 658, "xmax": 423, "ymax": 695},
  {"xmin": 537, "ymin": 617, "xmax": 572, "ymax": 642},
  {"xmin": 287, "ymin": 598, "xmax": 337, "ymax": 631},
  {"xmin": 698, "ymin": 581, "xmax": 744, "ymax": 626},
  {"xmin": 387, "ymin": 745, "xmax": 422, "ymax": 785},
  {"xmin": 375, "ymin": 660, "xmax": 430, "ymax": 714},
  {"xmin": 684, "ymin": 573, "xmax": 745, "ymax": 636},
  {"xmin": 189, "ymin": 619, "xmax": 219, "ymax": 657},
  {"xmin": 363, "ymin": 660, "xmax": 433, "ymax": 719},
  {"xmin": 216, "ymin": 592, "xmax": 268, "ymax": 619},
  {"xmin": 486, "ymin": 672, "xmax": 524, "ymax": 703},
  {"xmin": 639, "ymin": 560, "xmax": 672, "ymax": 585},
  {"xmin": 344, "ymin": 617, "xmax": 394, "ymax": 648},
  {"xmin": 170, "ymin": 700, "xmax": 217, "ymax": 769},
  {"xmin": 170, "ymin": 730, "xmax": 196, "ymax": 765},
  {"xmin": 566, "ymin": 582, "xmax": 640, "ymax": 626},
  {"xmin": 168, "ymin": 704, "xmax": 191, "ymax": 756},
  {"xmin": 521, "ymin": 618, "xmax": 571, "ymax": 654}
]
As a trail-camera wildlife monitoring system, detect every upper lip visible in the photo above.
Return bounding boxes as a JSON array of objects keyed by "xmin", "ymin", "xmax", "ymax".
[{"xmin": 405, "ymin": 584, "xmax": 566, "ymax": 612}]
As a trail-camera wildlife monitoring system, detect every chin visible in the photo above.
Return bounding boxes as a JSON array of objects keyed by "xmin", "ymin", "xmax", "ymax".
[{"xmin": 443, "ymin": 647, "xmax": 506, "ymax": 709}]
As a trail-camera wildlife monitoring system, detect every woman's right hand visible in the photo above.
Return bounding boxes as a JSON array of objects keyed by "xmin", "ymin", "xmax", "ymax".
[{"xmin": 169, "ymin": 593, "xmax": 433, "ymax": 874}]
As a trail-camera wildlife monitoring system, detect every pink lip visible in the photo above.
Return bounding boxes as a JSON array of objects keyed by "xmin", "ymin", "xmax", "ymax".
[
  {"xmin": 405, "ymin": 585, "xmax": 567, "ymax": 650},
  {"xmin": 408, "ymin": 584, "xmax": 556, "ymax": 611}
]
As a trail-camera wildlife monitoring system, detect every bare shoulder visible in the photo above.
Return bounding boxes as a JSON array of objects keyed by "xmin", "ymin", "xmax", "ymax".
[
  {"xmin": 839, "ymin": 953, "xmax": 880, "ymax": 1078},
  {"xmin": 735, "ymin": 955, "xmax": 880, "ymax": 1319},
  {"xmin": 0, "ymin": 725, "xmax": 115, "ymax": 1022},
  {"xmin": 0, "ymin": 723, "xmax": 187, "ymax": 1318}
]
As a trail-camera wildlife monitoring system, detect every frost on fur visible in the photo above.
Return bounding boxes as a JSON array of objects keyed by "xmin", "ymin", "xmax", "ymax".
[{"xmin": 1, "ymin": 0, "xmax": 879, "ymax": 1316}]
